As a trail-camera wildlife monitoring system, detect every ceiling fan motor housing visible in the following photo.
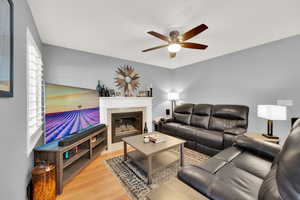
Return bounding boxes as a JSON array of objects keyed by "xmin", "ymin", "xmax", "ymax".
[{"xmin": 169, "ymin": 31, "xmax": 180, "ymax": 42}]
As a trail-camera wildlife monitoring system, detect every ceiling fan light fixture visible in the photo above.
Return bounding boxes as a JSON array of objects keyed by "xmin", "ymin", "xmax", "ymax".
[
  {"xmin": 168, "ymin": 43, "xmax": 181, "ymax": 53},
  {"xmin": 142, "ymin": 24, "xmax": 208, "ymax": 56}
]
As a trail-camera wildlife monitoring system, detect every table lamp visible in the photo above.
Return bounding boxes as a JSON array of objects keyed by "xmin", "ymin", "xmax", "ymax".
[
  {"xmin": 168, "ymin": 92, "xmax": 179, "ymax": 117},
  {"xmin": 257, "ymin": 105, "xmax": 287, "ymax": 138}
]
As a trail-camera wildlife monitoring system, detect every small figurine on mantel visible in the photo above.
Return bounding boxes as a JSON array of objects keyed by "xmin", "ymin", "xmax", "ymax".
[
  {"xmin": 138, "ymin": 84, "xmax": 153, "ymax": 97},
  {"xmin": 149, "ymin": 84, "xmax": 153, "ymax": 97}
]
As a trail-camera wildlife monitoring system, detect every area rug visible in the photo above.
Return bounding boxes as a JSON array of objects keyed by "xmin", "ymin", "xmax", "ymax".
[{"xmin": 105, "ymin": 148, "xmax": 209, "ymax": 200}]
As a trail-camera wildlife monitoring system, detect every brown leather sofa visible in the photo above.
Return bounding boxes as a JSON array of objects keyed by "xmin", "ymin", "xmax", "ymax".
[
  {"xmin": 159, "ymin": 104, "xmax": 249, "ymax": 156},
  {"xmin": 178, "ymin": 119, "xmax": 300, "ymax": 200}
]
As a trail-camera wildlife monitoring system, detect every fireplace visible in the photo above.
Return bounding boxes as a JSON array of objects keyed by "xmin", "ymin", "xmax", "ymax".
[
  {"xmin": 100, "ymin": 97, "xmax": 153, "ymax": 152},
  {"xmin": 111, "ymin": 111, "xmax": 143, "ymax": 143}
]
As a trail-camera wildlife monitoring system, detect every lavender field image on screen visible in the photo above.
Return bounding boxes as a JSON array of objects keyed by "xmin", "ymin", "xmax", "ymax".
[
  {"xmin": 45, "ymin": 84, "xmax": 100, "ymax": 143},
  {"xmin": 45, "ymin": 108, "xmax": 99, "ymax": 143}
]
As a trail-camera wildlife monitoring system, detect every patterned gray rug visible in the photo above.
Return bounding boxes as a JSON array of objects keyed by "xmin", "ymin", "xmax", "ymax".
[{"xmin": 105, "ymin": 148, "xmax": 209, "ymax": 200}]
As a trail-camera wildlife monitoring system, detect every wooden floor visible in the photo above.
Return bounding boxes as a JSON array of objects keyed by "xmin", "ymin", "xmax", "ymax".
[{"xmin": 57, "ymin": 149, "xmax": 130, "ymax": 200}]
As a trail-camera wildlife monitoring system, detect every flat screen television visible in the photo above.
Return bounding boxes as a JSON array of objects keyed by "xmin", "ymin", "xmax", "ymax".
[{"xmin": 45, "ymin": 83, "xmax": 100, "ymax": 144}]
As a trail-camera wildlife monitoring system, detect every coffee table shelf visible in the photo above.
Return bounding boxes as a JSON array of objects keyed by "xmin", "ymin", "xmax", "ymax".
[{"xmin": 127, "ymin": 150, "xmax": 179, "ymax": 174}]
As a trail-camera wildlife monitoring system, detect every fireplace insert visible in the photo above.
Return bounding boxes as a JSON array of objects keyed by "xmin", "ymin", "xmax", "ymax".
[{"xmin": 111, "ymin": 111, "xmax": 143, "ymax": 143}]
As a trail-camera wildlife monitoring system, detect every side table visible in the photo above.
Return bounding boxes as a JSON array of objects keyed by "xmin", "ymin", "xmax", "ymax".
[
  {"xmin": 153, "ymin": 116, "xmax": 171, "ymax": 131},
  {"xmin": 245, "ymin": 133, "xmax": 279, "ymax": 144}
]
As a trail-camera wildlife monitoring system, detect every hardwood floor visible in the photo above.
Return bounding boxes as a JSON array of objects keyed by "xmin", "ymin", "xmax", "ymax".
[{"xmin": 57, "ymin": 149, "xmax": 130, "ymax": 200}]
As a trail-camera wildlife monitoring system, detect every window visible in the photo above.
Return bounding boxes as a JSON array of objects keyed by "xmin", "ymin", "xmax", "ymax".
[{"xmin": 27, "ymin": 29, "xmax": 43, "ymax": 155}]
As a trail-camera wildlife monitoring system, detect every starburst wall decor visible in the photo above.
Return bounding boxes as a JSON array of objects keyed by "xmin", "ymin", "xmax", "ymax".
[{"xmin": 114, "ymin": 65, "xmax": 140, "ymax": 95}]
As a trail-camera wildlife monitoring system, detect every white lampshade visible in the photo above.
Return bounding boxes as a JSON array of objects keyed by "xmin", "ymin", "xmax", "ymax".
[
  {"xmin": 168, "ymin": 92, "xmax": 179, "ymax": 101},
  {"xmin": 257, "ymin": 105, "xmax": 287, "ymax": 120}
]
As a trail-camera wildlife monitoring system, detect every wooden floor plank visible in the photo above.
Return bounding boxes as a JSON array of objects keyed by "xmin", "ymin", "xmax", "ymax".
[{"xmin": 57, "ymin": 149, "xmax": 130, "ymax": 200}]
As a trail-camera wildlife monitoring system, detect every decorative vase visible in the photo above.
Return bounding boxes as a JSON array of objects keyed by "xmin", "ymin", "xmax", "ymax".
[
  {"xmin": 144, "ymin": 122, "xmax": 148, "ymax": 133},
  {"xmin": 96, "ymin": 80, "xmax": 101, "ymax": 96}
]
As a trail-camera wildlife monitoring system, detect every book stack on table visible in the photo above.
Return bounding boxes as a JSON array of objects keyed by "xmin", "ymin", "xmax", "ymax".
[{"xmin": 148, "ymin": 134, "xmax": 166, "ymax": 144}]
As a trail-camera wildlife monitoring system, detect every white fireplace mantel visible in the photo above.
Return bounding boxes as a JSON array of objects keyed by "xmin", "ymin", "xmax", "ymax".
[{"xmin": 99, "ymin": 97, "xmax": 153, "ymax": 152}]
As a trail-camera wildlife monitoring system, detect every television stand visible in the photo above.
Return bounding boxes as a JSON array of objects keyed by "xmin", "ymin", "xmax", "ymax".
[{"xmin": 34, "ymin": 125, "xmax": 107, "ymax": 194}]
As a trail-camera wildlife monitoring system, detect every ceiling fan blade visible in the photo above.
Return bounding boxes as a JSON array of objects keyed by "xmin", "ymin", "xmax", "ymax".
[
  {"xmin": 169, "ymin": 52, "xmax": 176, "ymax": 58},
  {"xmin": 181, "ymin": 42, "xmax": 208, "ymax": 49},
  {"xmin": 147, "ymin": 31, "xmax": 170, "ymax": 42},
  {"xmin": 181, "ymin": 24, "xmax": 208, "ymax": 41},
  {"xmin": 142, "ymin": 44, "xmax": 168, "ymax": 52}
]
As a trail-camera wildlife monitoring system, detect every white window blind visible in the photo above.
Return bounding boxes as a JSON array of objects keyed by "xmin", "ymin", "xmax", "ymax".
[{"xmin": 27, "ymin": 29, "xmax": 43, "ymax": 154}]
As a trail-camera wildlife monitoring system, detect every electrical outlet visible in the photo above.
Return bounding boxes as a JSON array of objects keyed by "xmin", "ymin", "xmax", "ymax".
[{"xmin": 277, "ymin": 100, "xmax": 293, "ymax": 106}]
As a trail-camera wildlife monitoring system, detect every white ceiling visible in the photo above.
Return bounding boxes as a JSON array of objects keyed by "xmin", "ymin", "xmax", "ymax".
[{"xmin": 27, "ymin": 0, "xmax": 300, "ymax": 69}]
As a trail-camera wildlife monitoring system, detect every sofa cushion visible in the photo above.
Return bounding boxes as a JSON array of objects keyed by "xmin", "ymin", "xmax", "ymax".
[
  {"xmin": 197, "ymin": 157, "xmax": 227, "ymax": 174},
  {"xmin": 178, "ymin": 165, "xmax": 214, "ymax": 197},
  {"xmin": 178, "ymin": 147, "xmax": 272, "ymax": 200},
  {"xmin": 160, "ymin": 122, "xmax": 181, "ymax": 137},
  {"xmin": 209, "ymin": 105, "xmax": 249, "ymax": 131},
  {"xmin": 258, "ymin": 166, "xmax": 281, "ymax": 200},
  {"xmin": 178, "ymin": 165, "xmax": 263, "ymax": 200},
  {"xmin": 234, "ymin": 135, "xmax": 281, "ymax": 160},
  {"xmin": 178, "ymin": 125, "xmax": 224, "ymax": 150},
  {"xmin": 174, "ymin": 124, "xmax": 196, "ymax": 140},
  {"xmin": 195, "ymin": 142, "xmax": 221, "ymax": 156},
  {"xmin": 212, "ymin": 105, "xmax": 248, "ymax": 120},
  {"xmin": 162, "ymin": 122, "xmax": 224, "ymax": 150},
  {"xmin": 213, "ymin": 163, "xmax": 264, "ymax": 200},
  {"xmin": 214, "ymin": 145, "xmax": 242, "ymax": 162},
  {"xmin": 194, "ymin": 127, "xmax": 224, "ymax": 150},
  {"xmin": 173, "ymin": 113, "xmax": 191, "ymax": 125},
  {"xmin": 224, "ymin": 127, "xmax": 247, "ymax": 135},
  {"xmin": 190, "ymin": 104, "xmax": 212, "ymax": 129},
  {"xmin": 231, "ymin": 151, "xmax": 272, "ymax": 179},
  {"xmin": 173, "ymin": 104, "xmax": 194, "ymax": 125},
  {"xmin": 199, "ymin": 147, "xmax": 272, "ymax": 179}
]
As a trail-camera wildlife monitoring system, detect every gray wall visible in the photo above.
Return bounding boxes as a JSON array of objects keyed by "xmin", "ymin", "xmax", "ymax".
[
  {"xmin": 172, "ymin": 35, "xmax": 300, "ymax": 143},
  {"xmin": 42, "ymin": 44, "xmax": 173, "ymax": 119},
  {"xmin": 0, "ymin": 0, "xmax": 42, "ymax": 199}
]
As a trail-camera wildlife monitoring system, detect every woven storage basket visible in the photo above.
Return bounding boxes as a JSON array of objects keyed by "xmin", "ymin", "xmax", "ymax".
[{"xmin": 32, "ymin": 162, "xmax": 56, "ymax": 200}]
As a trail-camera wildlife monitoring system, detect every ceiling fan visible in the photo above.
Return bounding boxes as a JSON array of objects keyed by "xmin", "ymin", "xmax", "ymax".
[{"xmin": 142, "ymin": 24, "xmax": 208, "ymax": 58}]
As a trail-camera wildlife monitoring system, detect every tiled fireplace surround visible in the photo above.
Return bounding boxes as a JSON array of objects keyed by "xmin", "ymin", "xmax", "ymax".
[{"xmin": 99, "ymin": 97, "xmax": 153, "ymax": 152}]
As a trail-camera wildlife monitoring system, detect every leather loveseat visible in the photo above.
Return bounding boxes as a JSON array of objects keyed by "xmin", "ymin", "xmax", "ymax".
[
  {"xmin": 178, "ymin": 119, "xmax": 300, "ymax": 200},
  {"xmin": 159, "ymin": 104, "xmax": 249, "ymax": 156}
]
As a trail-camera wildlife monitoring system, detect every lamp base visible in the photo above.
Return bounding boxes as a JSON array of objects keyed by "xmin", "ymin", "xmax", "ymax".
[{"xmin": 262, "ymin": 134, "xmax": 279, "ymax": 139}]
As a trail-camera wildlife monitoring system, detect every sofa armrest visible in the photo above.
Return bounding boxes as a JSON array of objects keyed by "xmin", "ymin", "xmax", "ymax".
[
  {"xmin": 234, "ymin": 135, "xmax": 281, "ymax": 160},
  {"xmin": 160, "ymin": 117, "xmax": 174, "ymax": 123},
  {"xmin": 224, "ymin": 128, "xmax": 246, "ymax": 136},
  {"xmin": 157, "ymin": 117, "xmax": 174, "ymax": 132},
  {"xmin": 223, "ymin": 128, "xmax": 246, "ymax": 148}
]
